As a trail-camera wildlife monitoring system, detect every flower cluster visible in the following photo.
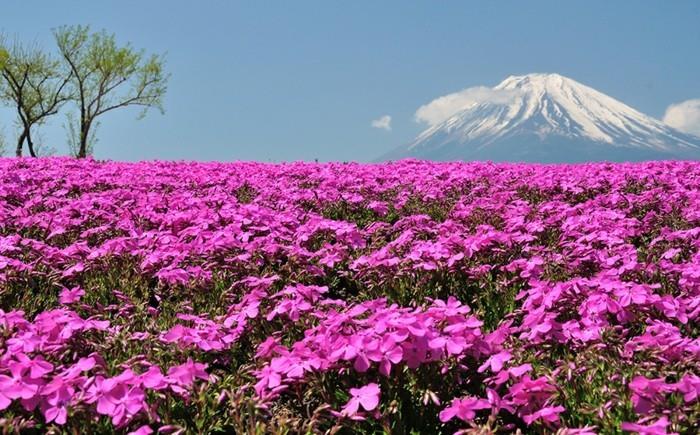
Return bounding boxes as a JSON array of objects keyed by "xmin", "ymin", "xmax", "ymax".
[{"xmin": 0, "ymin": 158, "xmax": 698, "ymax": 433}]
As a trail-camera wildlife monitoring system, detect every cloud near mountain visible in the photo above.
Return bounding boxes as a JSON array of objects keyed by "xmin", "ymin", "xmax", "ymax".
[
  {"xmin": 663, "ymin": 99, "xmax": 700, "ymax": 136},
  {"xmin": 415, "ymin": 86, "xmax": 523, "ymax": 127}
]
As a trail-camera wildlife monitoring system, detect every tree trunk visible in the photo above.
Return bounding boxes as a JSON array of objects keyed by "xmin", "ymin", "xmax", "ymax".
[
  {"xmin": 26, "ymin": 128, "xmax": 37, "ymax": 158},
  {"xmin": 78, "ymin": 122, "xmax": 89, "ymax": 158},
  {"xmin": 15, "ymin": 129, "xmax": 26, "ymax": 157}
]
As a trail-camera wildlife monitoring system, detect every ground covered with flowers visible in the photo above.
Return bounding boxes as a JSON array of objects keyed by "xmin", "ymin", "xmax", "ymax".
[{"xmin": 0, "ymin": 158, "xmax": 698, "ymax": 434}]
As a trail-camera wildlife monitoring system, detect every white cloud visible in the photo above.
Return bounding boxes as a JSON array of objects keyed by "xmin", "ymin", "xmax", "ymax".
[
  {"xmin": 371, "ymin": 115, "xmax": 392, "ymax": 131},
  {"xmin": 415, "ymin": 86, "xmax": 522, "ymax": 127},
  {"xmin": 663, "ymin": 99, "xmax": 700, "ymax": 136}
]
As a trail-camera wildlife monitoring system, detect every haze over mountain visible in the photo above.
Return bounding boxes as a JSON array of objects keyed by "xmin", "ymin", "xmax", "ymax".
[{"xmin": 382, "ymin": 73, "xmax": 700, "ymax": 163}]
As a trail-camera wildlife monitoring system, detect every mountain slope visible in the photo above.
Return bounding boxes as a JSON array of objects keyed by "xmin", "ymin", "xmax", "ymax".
[{"xmin": 382, "ymin": 73, "xmax": 700, "ymax": 162}]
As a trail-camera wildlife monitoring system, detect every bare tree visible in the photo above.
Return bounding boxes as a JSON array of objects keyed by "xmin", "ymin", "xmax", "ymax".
[
  {"xmin": 0, "ymin": 36, "xmax": 72, "ymax": 157},
  {"xmin": 53, "ymin": 25, "xmax": 168, "ymax": 158}
]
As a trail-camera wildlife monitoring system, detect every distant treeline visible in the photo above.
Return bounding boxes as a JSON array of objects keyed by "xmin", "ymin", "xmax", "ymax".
[{"xmin": 0, "ymin": 25, "xmax": 168, "ymax": 158}]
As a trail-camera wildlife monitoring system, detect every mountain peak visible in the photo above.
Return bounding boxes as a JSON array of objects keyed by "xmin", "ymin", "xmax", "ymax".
[
  {"xmin": 497, "ymin": 73, "xmax": 587, "ymax": 94},
  {"xmin": 501, "ymin": 72, "xmax": 568, "ymax": 84},
  {"xmin": 381, "ymin": 73, "xmax": 700, "ymax": 163}
]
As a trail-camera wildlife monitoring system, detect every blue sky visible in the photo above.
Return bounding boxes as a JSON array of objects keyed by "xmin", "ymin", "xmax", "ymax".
[{"xmin": 1, "ymin": 1, "xmax": 699, "ymax": 161}]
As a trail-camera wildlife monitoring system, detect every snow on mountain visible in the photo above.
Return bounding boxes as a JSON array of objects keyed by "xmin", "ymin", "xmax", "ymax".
[{"xmin": 382, "ymin": 73, "xmax": 700, "ymax": 162}]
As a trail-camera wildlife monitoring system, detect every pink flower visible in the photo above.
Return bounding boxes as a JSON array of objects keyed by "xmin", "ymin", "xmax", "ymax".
[
  {"xmin": 61, "ymin": 262, "xmax": 85, "ymax": 277},
  {"xmin": 94, "ymin": 380, "xmax": 146, "ymax": 425},
  {"xmin": 129, "ymin": 425, "xmax": 154, "ymax": 435},
  {"xmin": 439, "ymin": 396, "xmax": 491, "ymax": 422},
  {"xmin": 346, "ymin": 336, "xmax": 377, "ymax": 373},
  {"xmin": 341, "ymin": 383, "xmax": 381, "ymax": 417},
  {"xmin": 507, "ymin": 376, "xmax": 557, "ymax": 416},
  {"xmin": 523, "ymin": 405, "xmax": 566, "ymax": 425},
  {"xmin": 428, "ymin": 333, "xmax": 467, "ymax": 356},
  {"xmin": 166, "ymin": 359, "xmax": 209, "ymax": 393},
  {"xmin": 255, "ymin": 366, "xmax": 283, "ymax": 396},
  {"xmin": 39, "ymin": 377, "xmax": 75, "ymax": 425},
  {"xmin": 478, "ymin": 351, "xmax": 512, "ymax": 373},
  {"xmin": 0, "ymin": 373, "xmax": 39, "ymax": 409},
  {"xmin": 486, "ymin": 388, "xmax": 515, "ymax": 414},
  {"xmin": 9, "ymin": 354, "xmax": 54, "ymax": 379},
  {"xmin": 490, "ymin": 363, "xmax": 532, "ymax": 385},
  {"xmin": 87, "ymin": 372, "xmax": 145, "ymax": 426},
  {"xmin": 255, "ymin": 336, "xmax": 285, "ymax": 359},
  {"xmin": 368, "ymin": 201, "xmax": 388, "ymax": 216},
  {"xmin": 60, "ymin": 357, "xmax": 97, "ymax": 380},
  {"xmin": 58, "ymin": 286, "xmax": 85, "ymax": 304},
  {"xmin": 674, "ymin": 373, "xmax": 699, "ymax": 403},
  {"xmin": 621, "ymin": 416, "xmax": 677, "ymax": 435},
  {"xmin": 367, "ymin": 336, "xmax": 403, "ymax": 376},
  {"xmin": 628, "ymin": 376, "xmax": 670, "ymax": 414},
  {"xmin": 140, "ymin": 366, "xmax": 168, "ymax": 390},
  {"xmin": 430, "ymin": 296, "xmax": 471, "ymax": 317},
  {"xmin": 401, "ymin": 338, "xmax": 429, "ymax": 368}
]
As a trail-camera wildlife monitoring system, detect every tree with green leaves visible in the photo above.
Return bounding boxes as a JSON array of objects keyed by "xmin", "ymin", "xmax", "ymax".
[
  {"xmin": 53, "ymin": 25, "xmax": 168, "ymax": 158},
  {"xmin": 0, "ymin": 36, "xmax": 72, "ymax": 157},
  {"xmin": 0, "ymin": 46, "xmax": 7, "ymax": 68}
]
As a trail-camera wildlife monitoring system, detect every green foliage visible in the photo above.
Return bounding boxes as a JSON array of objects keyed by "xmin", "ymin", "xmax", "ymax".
[
  {"xmin": 0, "ymin": 46, "xmax": 7, "ymax": 69},
  {"xmin": 53, "ymin": 25, "xmax": 169, "ymax": 157},
  {"xmin": 0, "ymin": 34, "xmax": 71, "ymax": 157}
]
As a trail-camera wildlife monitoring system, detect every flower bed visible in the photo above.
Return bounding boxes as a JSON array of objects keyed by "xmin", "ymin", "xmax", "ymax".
[{"xmin": 0, "ymin": 158, "xmax": 698, "ymax": 433}]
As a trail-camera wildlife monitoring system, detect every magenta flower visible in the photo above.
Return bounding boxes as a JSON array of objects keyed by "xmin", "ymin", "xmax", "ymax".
[
  {"xmin": 429, "ymin": 296, "xmax": 471, "ymax": 317},
  {"xmin": 255, "ymin": 336, "xmax": 285, "ymax": 359},
  {"xmin": 477, "ymin": 351, "xmax": 512, "ymax": 373},
  {"xmin": 60, "ymin": 356, "xmax": 97, "ymax": 380},
  {"xmin": 255, "ymin": 366, "xmax": 282, "ymax": 396},
  {"xmin": 39, "ymin": 377, "xmax": 75, "ymax": 425},
  {"xmin": 428, "ymin": 333, "xmax": 467, "ymax": 356},
  {"xmin": 489, "ymin": 363, "xmax": 532, "ymax": 385},
  {"xmin": 674, "ymin": 374, "xmax": 699, "ymax": 403},
  {"xmin": 368, "ymin": 201, "xmax": 388, "ymax": 215},
  {"xmin": 58, "ymin": 286, "xmax": 85, "ymax": 304},
  {"xmin": 621, "ymin": 416, "xmax": 677, "ymax": 435},
  {"xmin": 367, "ymin": 336, "xmax": 403, "ymax": 376},
  {"xmin": 0, "ymin": 373, "xmax": 39, "ymax": 409},
  {"xmin": 341, "ymin": 383, "xmax": 381, "ymax": 417},
  {"xmin": 128, "ymin": 425, "xmax": 154, "ymax": 435},
  {"xmin": 166, "ymin": 358, "xmax": 209, "ymax": 393},
  {"xmin": 522, "ymin": 405, "xmax": 566, "ymax": 425},
  {"xmin": 9, "ymin": 353, "xmax": 54, "ymax": 379},
  {"xmin": 439, "ymin": 396, "xmax": 491, "ymax": 422},
  {"xmin": 95, "ymin": 383, "xmax": 146, "ymax": 425},
  {"xmin": 140, "ymin": 366, "xmax": 168, "ymax": 390},
  {"xmin": 628, "ymin": 376, "xmax": 671, "ymax": 414}
]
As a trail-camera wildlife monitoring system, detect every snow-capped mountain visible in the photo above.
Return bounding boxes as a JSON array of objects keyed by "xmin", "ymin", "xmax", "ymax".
[{"xmin": 382, "ymin": 73, "xmax": 700, "ymax": 162}]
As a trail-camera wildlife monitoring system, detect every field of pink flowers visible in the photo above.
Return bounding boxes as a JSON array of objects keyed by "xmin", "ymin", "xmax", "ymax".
[{"xmin": 0, "ymin": 158, "xmax": 698, "ymax": 434}]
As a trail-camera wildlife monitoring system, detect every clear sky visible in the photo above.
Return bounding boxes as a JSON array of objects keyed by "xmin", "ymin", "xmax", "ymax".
[{"xmin": 1, "ymin": 1, "xmax": 699, "ymax": 161}]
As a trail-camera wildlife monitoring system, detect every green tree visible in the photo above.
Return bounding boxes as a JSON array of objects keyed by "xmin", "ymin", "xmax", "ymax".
[
  {"xmin": 0, "ymin": 46, "xmax": 7, "ymax": 68},
  {"xmin": 0, "ymin": 36, "xmax": 72, "ymax": 157},
  {"xmin": 53, "ymin": 25, "xmax": 168, "ymax": 158}
]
